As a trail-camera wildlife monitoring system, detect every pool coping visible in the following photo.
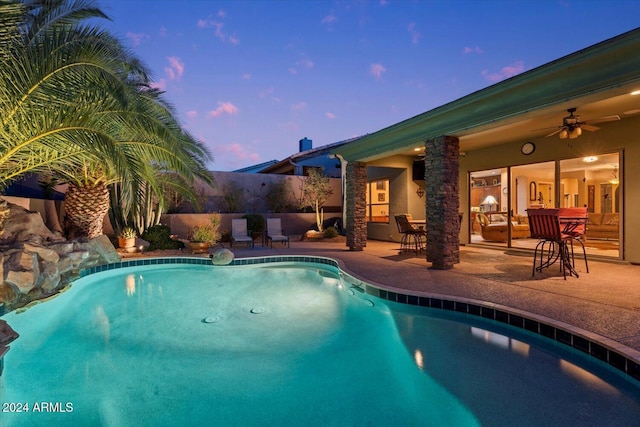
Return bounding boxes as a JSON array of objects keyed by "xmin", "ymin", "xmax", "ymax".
[{"xmin": 76, "ymin": 255, "xmax": 639, "ymax": 384}]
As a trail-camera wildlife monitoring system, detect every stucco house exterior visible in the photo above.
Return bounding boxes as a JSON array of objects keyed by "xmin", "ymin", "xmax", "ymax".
[{"xmin": 332, "ymin": 28, "xmax": 640, "ymax": 268}]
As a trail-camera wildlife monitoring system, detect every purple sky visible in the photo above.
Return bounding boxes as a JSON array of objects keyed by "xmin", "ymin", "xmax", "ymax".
[{"xmin": 102, "ymin": 0, "xmax": 640, "ymax": 171}]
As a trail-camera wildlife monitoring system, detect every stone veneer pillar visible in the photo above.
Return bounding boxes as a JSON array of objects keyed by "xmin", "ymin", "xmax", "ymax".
[
  {"xmin": 425, "ymin": 135, "xmax": 460, "ymax": 269},
  {"xmin": 346, "ymin": 161, "xmax": 367, "ymax": 251}
]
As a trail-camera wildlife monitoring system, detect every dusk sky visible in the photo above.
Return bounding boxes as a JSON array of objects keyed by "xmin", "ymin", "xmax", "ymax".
[{"xmin": 102, "ymin": 0, "xmax": 640, "ymax": 171}]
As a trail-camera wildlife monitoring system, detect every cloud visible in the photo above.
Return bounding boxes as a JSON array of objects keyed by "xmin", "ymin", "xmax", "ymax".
[
  {"xmin": 197, "ymin": 11, "xmax": 239, "ymax": 44},
  {"xmin": 186, "ymin": 110, "xmax": 198, "ymax": 119},
  {"xmin": 463, "ymin": 46, "xmax": 484, "ymax": 54},
  {"xmin": 242, "ymin": 73, "xmax": 252, "ymax": 80},
  {"xmin": 259, "ymin": 86, "xmax": 275, "ymax": 98},
  {"xmin": 217, "ymin": 142, "xmax": 260, "ymax": 163},
  {"xmin": 321, "ymin": 15, "xmax": 337, "ymax": 25},
  {"xmin": 325, "ymin": 112, "xmax": 336, "ymax": 119},
  {"xmin": 298, "ymin": 59, "xmax": 314, "ymax": 69},
  {"xmin": 207, "ymin": 101, "xmax": 239, "ymax": 118},
  {"xmin": 150, "ymin": 79, "xmax": 166, "ymax": 91},
  {"xmin": 370, "ymin": 63, "xmax": 387, "ymax": 80},
  {"xmin": 159, "ymin": 26, "xmax": 167, "ymax": 37},
  {"xmin": 407, "ymin": 23, "xmax": 421, "ymax": 45},
  {"xmin": 481, "ymin": 60, "xmax": 525, "ymax": 82},
  {"xmin": 290, "ymin": 58, "xmax": 314, "ymax": 74},
  {"xmin": 126, "ymin": 32, "xmax": 149, "ymax": 47},
  {"xmin": 291, "ymin": 102, "xmax": 308, "ymax": 112},
  {"xmin": 165, "ymin": 56, "xmax": 184, "ymax": 81}
]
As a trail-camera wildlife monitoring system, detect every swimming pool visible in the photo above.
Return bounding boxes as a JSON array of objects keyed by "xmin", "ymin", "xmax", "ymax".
[{"xmin": 1, "ymin": 258, "xmax": 639, "ymax": 426}]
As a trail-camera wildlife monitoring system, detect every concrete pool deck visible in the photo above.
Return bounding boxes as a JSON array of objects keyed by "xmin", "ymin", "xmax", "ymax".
[{"xmin": 217, "ymin": 238, "xmax": 640, "ymax": 362}]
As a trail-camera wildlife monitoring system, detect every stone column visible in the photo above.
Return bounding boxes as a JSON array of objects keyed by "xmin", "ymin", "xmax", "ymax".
[
  {"xmin": 346, "ymin": 161, "xmax": 367, "ymax": 251},
  {"xmin": 425, "ymin": 136, "xmax": 460, "ymax": 269}
]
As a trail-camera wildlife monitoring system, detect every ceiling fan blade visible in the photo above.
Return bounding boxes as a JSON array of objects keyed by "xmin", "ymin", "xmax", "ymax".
[
  {"xmin": 581, "ymin": 124, "xmax": 600, "ymax": 132},
  {"xmin": 588, "ymin": 115, "xmax": 621, "ymax": 124},
  {"xmin": 545, "ymin": 128, "xmax": 563, "ymax": 137},
  {"xmin": 531, "ymin": 125, "xmax": 560, "ymax": 132}
]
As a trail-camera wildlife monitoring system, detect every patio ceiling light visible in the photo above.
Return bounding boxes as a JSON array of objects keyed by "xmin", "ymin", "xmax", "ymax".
[{"xmin": 583, "ymin": 156, "xmax": 598, "ymax": 163}]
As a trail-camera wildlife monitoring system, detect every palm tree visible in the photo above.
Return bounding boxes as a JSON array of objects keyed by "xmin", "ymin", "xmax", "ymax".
[{"xmin": 0, "ymin": 0, "xmax": 214, "ymax": 238}]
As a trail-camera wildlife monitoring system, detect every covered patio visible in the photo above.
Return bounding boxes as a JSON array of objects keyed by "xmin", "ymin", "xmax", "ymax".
[{"xmin": 331, "ymin": 28, "xmax": 640, "ymax": 268}]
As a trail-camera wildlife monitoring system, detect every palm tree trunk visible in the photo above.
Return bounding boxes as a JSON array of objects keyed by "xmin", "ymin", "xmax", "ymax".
[{"xmin": 64, "ymin": 183, "xmax": 110, "ymax": 239}]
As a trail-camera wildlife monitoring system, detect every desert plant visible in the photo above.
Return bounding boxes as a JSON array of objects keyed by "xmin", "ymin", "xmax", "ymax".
[
  {"xmin": 242, "ymin": 214, "xmax": 265, "ymax": 236},
  {"xmin": 188, "ymin": 214, "xmax": 221, "ymax": 244},
  {"xmin": 299, "ymin": 169, "xmax": 333, "ymax": 232},
  {"xmin": 266, "ymin": 180, "xmax": 292, "ymax": 212},
  {"xmin": 323, "ymin": 226, "xmax": 339, "ymax": 238},
  {"xmin": 221, "ymin": 182, "xmax": 245, "ymax": 213},
  {"xmin": 141, "ymin": 224, "xmax": 184, "ymax": 251},
  {"xmin": 118, "ymin": 227, "xmax": 137, "ymax": 239}
]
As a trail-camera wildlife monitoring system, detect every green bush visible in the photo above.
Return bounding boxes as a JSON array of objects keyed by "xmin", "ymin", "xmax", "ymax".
[
  {"xmin": 323, "ymin": 226, "xmax": 339, "ymax": 238},
  {"xmin": 141, "ymin": 225, "xmax": 185, "ymax": 251},
  {"xmin": 242, "ymin": 214, "xmax": 265, "ymax": 233}
]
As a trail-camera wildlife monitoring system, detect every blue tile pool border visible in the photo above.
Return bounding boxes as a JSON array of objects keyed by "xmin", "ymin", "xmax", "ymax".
[{"xmin": 79, "ymin": 255, "xmax": 640, "ymax": 384}]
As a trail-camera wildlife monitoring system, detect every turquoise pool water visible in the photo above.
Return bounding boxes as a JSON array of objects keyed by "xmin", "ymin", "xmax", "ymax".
[{"xmin": 1, "ymin": 262, "xmax": 639, "ymax": 426}]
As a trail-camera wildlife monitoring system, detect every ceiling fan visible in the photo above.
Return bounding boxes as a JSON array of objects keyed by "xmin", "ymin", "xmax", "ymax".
[{"xmin": 542, "ymin": 108, "xmax": 620, "ymax": 139}]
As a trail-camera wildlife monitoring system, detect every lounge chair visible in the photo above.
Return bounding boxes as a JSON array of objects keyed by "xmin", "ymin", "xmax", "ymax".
[
  {"xmin": 231, "ymin": 218, "xmax": 254, "ymax": 248},
  {"xmin": 266, "ymin": 218, "xmax": 289, "ymax": 248}
]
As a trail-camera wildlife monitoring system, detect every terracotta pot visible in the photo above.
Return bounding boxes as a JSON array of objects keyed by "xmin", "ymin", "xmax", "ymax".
[
  {"xmin": 188, "ymin": 241, "xmax": 210, "ymax": 254},
  {"xmin": 118, "ymin": 237, "xmax": 135, "ymax": 248}
]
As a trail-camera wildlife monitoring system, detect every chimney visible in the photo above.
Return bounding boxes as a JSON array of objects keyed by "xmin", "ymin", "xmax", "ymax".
[{"xmin": 299, "ymin": 137, "xmax": 312, "ymax": 152}]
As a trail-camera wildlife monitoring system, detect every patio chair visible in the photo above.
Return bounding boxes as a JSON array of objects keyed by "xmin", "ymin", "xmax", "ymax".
[
  {"xmin": 266, "ymin": 218, "xmax": 290, "ymax": 248},
  {"xmin": 231, "ymin": 218, "xmax": 254, "ymax": 248},
  {"xmin": 558, "ymin": 207, "xmax": 589, "ymax": 273},
  {"xmin": 527, "ymin": 208, "xmax": 580, "ymax": 279},
  {"xmin": 394, "ymin": 214, "xmax": 425, "ymax": 254}
]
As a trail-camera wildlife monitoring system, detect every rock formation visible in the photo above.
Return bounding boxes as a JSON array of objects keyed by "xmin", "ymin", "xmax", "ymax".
[{"xmin": 0, "ymin": 198, "xmax": 120, "ymax": 313}]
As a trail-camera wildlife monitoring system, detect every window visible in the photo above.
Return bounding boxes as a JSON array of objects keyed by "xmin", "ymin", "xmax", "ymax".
[{"xmin": 367, "ymin": 179, "xmax": 389, "ymax": 223}]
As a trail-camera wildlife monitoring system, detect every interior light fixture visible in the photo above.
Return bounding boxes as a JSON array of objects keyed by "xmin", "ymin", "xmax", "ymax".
[
  {"xmin": 559, "ymin": 129, "xmax": 568, "ymax": 139},
  {"xmin": 481, "ymin": 195, "xmax": 498, "ymax": 212},
  {"xmin": 583, "ymin": 156, "xmax": 598, "ymax": 163},
  {"xmin": 609, "ymin": 166, "xmax": 619, "ymax": 185},
  {"xmin": 631, "ymin": 90, "xmax": 640, "ymax": 96},
  {"xmin": 569, "ymin": 127, "xmax": 581, "ymax": 139}
]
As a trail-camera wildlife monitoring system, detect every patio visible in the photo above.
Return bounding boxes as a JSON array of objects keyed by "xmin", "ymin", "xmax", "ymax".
[{"xmin": 199, "ymin": 239, "xmax": 640, "ymax": 360}]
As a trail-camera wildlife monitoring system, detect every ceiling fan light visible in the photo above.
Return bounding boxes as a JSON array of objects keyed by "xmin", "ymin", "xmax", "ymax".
[
  {"xmin": 559, "ymin": 129, "xmax": 568, "ymax": 139},
  {"xmin": 574, "ymin": 127, "xmax": 582, "ymax": 137}
]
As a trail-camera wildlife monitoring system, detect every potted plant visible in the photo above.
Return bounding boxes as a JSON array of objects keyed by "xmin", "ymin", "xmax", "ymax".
[
  {"xmin": 188, "ymin": 214, "xmax": 221, "ymax": 254},
  {"xmin": 118, "ymin": 227, "xmax": 137, "ymax": 249}
]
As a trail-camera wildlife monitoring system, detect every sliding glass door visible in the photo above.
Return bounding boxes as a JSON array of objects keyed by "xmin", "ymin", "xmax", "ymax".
[{"xmin": 470, "ymin": 152, "xmax": 621, "ymax": 259}]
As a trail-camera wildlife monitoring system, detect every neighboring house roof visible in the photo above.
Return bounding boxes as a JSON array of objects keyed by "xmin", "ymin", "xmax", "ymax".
[
  {"xmin": 258, "ymin": 136, "xmax": 362, "ymax": 174},
  {"xmin": 332, "ymin": 28, "xmax": 640, "ymax": 162},
  {"xmin": 1, "ymin": 174, "xmax": 65, "ymax": 200},
  {"xmin": 233, "ymin": 160, "xmax": 279, "ymax": 173}
]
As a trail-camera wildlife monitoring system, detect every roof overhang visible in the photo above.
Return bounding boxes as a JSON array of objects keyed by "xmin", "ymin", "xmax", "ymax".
[{"xmin": 332, "ymin": 28, "xmax": 640, "ymax": 162}]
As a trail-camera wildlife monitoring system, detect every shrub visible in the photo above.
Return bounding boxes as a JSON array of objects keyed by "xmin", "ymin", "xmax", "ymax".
[
  {"xmin": 221, "ymin": 182, "xmax": 245, "ymax": 213},
  {"xmin": 188, "ymin": 214, "xmax": 221, "ymax": 245},
  {"xmin": 141, "ymin": 225, "xmax": 184, "ymax": 251},
  {"xmin": 266, "ymin": 180, "xmax": 292, "ymax": 212},
  {"xmin": 323, "ymin": 226, "xmax": 339, "ymax": 238},
  {"xmin": 242, "ymin": 214, "xmax": 265, "ymax": 234}
]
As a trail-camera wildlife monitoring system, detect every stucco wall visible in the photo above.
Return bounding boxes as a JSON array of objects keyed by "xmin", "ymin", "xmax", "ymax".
[
  {"xmin": 160, "ymin": 213, "xmax": 321, "ymax": 241},
  {"xmin": 187, "ymin": 171, "xmax": 342, "ymax": 214}
]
